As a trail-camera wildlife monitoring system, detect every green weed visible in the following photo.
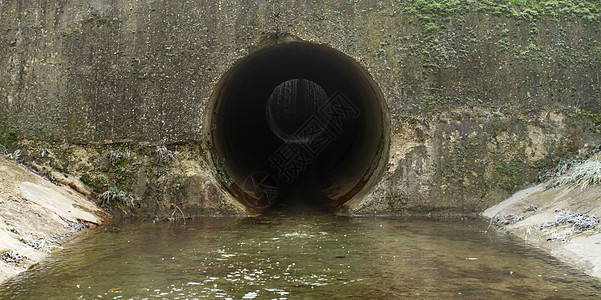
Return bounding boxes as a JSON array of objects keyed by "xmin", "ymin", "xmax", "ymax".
[{"xmin": 553, "ymin": 158, "xmax": 601, "ymax": 189}]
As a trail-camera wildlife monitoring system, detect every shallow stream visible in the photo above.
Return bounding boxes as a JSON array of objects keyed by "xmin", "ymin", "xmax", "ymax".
[{"xmin": 1, "ymin": 209, "xmax": 600, "ymax": 299}]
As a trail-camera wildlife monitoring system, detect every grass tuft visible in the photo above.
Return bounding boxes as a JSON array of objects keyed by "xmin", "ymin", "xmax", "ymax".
[
  {"xmin": 100, "ymin": 187, "xmax": 134, "ymax": 212},
  {"xmin": 553, "ymin": 159, "xmax": 601, "ymax": 189},
  {"xmin": 155, "ymin": 146, "xmax": 176, "ymax": 162}
]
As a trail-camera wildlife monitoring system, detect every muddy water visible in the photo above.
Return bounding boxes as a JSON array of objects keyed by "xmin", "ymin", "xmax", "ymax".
[{"xmin": 1, "ymin": 211, "xmax": 600, "ymax": 299}]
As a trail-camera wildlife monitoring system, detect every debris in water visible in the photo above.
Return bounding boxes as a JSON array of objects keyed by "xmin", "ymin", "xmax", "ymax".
[
  {"xmin": 494, "ymin": 214, "xmax": 522, "ymax": 225},
  {"xmin": 1, "ymin": 250, "xmax": 25, "ymax": 263},
  {"xmin": 63, "ymin": 219, "xmax": 88, "ymax": 232},
  {"xmin": 18, "ymin": 235, "xmax": 49, "ymax": 252},
  {"xmin": 540, "ymin": 211, "xmax": 598, "ymax": 234},
  {"xmin": 5, "ymin": 224, "xmax": 19, "ymax": 234}
]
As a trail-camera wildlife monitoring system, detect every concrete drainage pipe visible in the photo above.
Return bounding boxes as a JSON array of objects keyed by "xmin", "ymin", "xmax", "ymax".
[{"xmin": 207, "ymin": 41, "xmax": 389, "ymax": 212}]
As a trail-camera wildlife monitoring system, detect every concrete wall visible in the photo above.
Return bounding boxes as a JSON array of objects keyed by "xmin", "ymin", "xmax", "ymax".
[{"xmin": 1, "ymin": 0, "xmax": 601, "ymax": 216}]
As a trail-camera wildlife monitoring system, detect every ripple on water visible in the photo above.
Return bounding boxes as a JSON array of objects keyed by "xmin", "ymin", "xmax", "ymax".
[{"xmin": 0, "ymin": 215, "xmax": 600, "ymax": 299}]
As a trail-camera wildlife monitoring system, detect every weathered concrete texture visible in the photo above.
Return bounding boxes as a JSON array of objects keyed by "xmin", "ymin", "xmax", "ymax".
[
  {"xmin": 0, "ymin": 156, "xmax": 106, "ymax": 284},
  {"xmin": 1, "ymin": 1, "xmax": 601, "ymax": 215},
  {"xmin": 1, "ymin": 1, "xmax": 600, "ymax": 143},
  {"xmin": 346, "ymin": 108, "xmax": 601, "ymax": 215},
  {"xmin": 129, "ymin": 149, "xmax": 247, "ymax": 218}
]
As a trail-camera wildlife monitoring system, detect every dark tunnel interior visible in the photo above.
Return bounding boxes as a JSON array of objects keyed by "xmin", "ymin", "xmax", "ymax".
[{"xmin": 208, "ymin": 42, "xmax": 389, "ymax": 212}]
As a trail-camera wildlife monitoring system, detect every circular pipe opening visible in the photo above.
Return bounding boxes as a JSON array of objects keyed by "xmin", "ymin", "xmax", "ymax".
[{"xmin": 207, "ymin": 41, "xmax": 389, "ymax": 212}]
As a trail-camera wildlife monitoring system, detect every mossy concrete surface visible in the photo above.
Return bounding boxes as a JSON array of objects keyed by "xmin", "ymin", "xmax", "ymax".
[{"xmin": 1, "ymin": 1, "xmax": 601, "ymax": 215}]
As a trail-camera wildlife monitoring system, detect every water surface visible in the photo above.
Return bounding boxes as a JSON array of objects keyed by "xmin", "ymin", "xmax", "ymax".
[{"xmin": 1, "ymin": 211, "xmax": 600, "ymax": 299}]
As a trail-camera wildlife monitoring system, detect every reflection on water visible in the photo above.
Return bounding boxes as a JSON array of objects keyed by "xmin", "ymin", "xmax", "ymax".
[{"xmin": 1, "ymin": 210, "xmax": 600, "ymax": 299}]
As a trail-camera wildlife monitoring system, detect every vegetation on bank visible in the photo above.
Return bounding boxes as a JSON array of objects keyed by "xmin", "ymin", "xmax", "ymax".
[
  {"xmin": 3, "ymin": 111, "xmax": 599, "ymax": 216},
  {"xmin": 403, "ymin": 0, "xmax": 601, "ymax": 22},
  {"xmin": 0, "ymin": 122, "xmax": 21, "ymax": 161},
  {"xmin": 551, "ymin": 157, "xmax": 601, "ymax": 189},
  {"xmin": 538, "ymin": 144, "xmax": 601, "ymax": 187},
  {"xmin": 0, "ymin": 134, "xmax": 201, "ymax": 216}
]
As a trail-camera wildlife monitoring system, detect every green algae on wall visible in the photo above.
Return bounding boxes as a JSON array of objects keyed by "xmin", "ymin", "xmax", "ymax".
[{"xmin": 1, "ymin": 0, "xmax": 600, "ymax": 143}]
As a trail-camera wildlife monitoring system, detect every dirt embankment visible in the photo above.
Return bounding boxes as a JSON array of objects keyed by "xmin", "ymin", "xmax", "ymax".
[
  {"xmin": 483, "ymin": 167, "xmax": 601, "ymax": 280},
  {"xmin": 0, "ymin": 156, "xmax": 107, "ymax": 284}
]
